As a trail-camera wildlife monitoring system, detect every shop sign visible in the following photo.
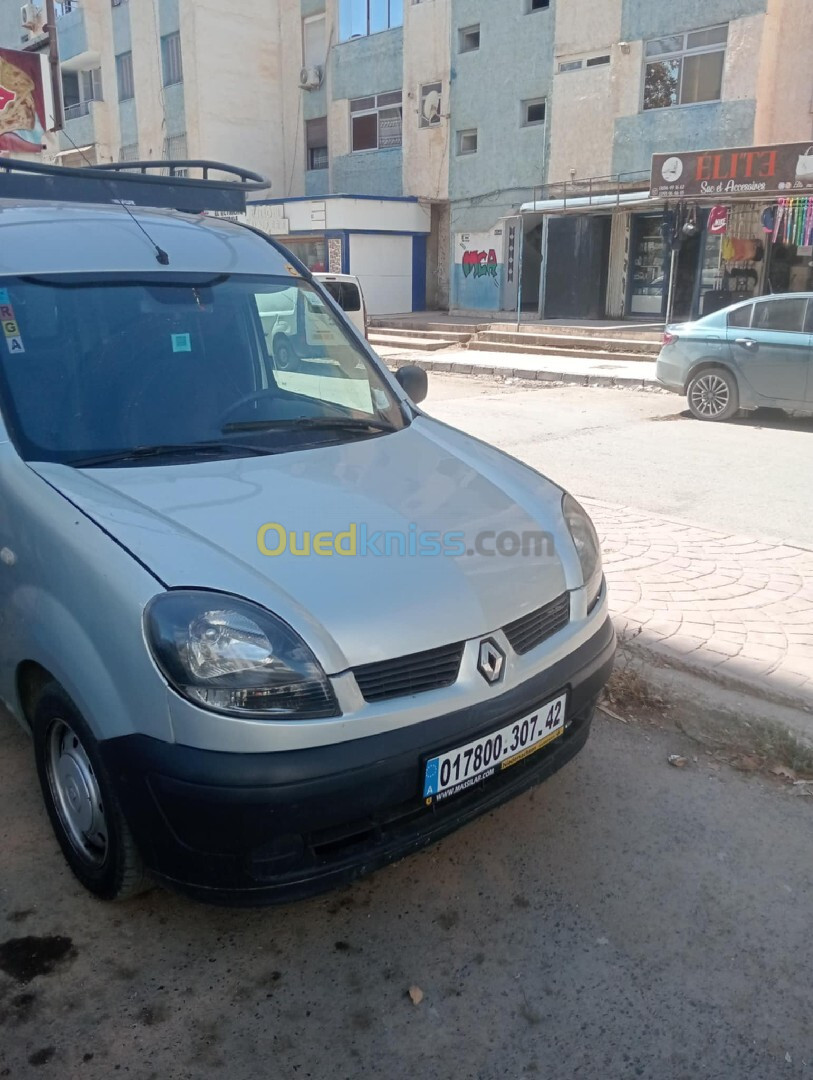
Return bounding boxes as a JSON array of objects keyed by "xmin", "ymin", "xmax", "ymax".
[
  {"xmin": 0, "ymin": 48, "xmax": 52, "ymax": 154},
  {"xmin": 651, "ymin": 143, "xmax": 813, "ymax": 199}
]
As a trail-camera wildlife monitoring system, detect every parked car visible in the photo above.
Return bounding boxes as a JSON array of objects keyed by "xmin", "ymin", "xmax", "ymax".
[
  {"xmin": 656, "ymin": 293, "xmax": 813, "ymax": 421},
  {"xmin": 314, "ymin": 272, "xmax": 368, "ymax": 340},
  {"xmin": 0, "ymin": 160, "xmax": 614, "ymax": 905}
]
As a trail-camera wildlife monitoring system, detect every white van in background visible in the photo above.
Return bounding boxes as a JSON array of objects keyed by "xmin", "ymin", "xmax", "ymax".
[{"xmin": 315, "ymin": 273, "xmax": 368, "ymax": 340}]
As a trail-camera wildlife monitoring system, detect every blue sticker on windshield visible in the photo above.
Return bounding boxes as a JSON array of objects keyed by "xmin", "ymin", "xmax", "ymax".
[
  {"xmin": 172, "ymin": 333, "xmax": 192, "ymax": 353},
  {"xmin": 0, "ymin": 289, "xmax": 9, "ymax": 305}
]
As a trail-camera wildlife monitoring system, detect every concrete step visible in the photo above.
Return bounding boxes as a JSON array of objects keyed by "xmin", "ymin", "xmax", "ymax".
[
  {"xmin": 467, "ymin": 340, "xmax": 654, "ymax": 364},
  {"xmin": 369, "ymin": 334, "xmax": 459, "ymax": 352},
  {"xmin": 370, "ymin": 327, "xmax": 473, "ymax": 343},
  {"xmin": 369, "ymin": 319, "xmax": 487, "ymax": 335},
  {"xmin": 474, "ymin": 330, "xmax": 660, "ymax": 356},
  {"xmin": 490, "ymin": 322, "xmax": 663, "ymax": 343}
]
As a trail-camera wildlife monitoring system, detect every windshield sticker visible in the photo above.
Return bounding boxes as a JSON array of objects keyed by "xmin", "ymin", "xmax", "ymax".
[
  {"xmin": 171, "ymin": 333, "xmax": 192, "ymax": 353},
  {"xmin": 0, "ymin": 293, "xmax": 24, "ymax": 354}
]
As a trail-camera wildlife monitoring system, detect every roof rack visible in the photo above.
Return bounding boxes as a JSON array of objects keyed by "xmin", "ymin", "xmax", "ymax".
[{"xmin": 0, "ymin": 158, "xmax": 270, "ymax": 214}]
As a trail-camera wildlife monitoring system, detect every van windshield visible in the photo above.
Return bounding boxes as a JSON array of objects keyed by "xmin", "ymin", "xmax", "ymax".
[{"xmin": 0, "ymin": 273, "xmax": 404, "ymax": 466}]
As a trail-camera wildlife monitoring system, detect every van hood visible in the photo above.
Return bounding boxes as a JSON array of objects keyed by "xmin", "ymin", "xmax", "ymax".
[{"xmin": 32, "ymin": 418, "xmax": 576, "ymax": 671}]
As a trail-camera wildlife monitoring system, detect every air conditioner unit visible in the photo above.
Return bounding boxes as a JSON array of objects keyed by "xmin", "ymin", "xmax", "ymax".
[
  {"xmin": 299, "ymin": 66, "xmax": 323, "ymax": 91},
  {"xmin": 20, "ymin": 3, "xmax": 43, "ymax": 31}
]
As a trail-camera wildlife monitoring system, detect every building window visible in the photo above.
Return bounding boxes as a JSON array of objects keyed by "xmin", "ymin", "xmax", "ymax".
[
  {"xmin": 419, "ymin": 82, "xmax": 442, "ymax": 128},
  {"xmin": 306, "ymin": 117, "xmax": 328, "ymax": 170},
  {"xmin": 459, "ymin": 24, "xmax": 480, "ymax": 52},
  {"xmin": 339, "ymin": 0, "xmax": 403, "ymax": 42},
  {"xmin": 350, "ymin": 91, "xmax": 402, "ymax": 151},
  {"xmin": 119, "ymin": 143, "xmax": 140, "ymax": 162},
  {"xmin": 115, "ymin": 51, "xmax": 134, "ymax": 101},
  {"xmin": 643, "ymin": 24, "xmax": 727, "ymax": 110},
  {"xmin": 526, "ymin": 0, "xmax": 550, "ymax": 11},
  {"xmin": 161, "ymin": 31, "xmax": 183, "ymax": 87},
  {"xmin": 62, "ymin": 67, "xmax": 102, "ymax": 119},
  {"xmin": 559, "ymin": 54, "xmax": 610, "ymax": 72},
  {"xmin": 284, "ymin": 237, "xmax": 328, "ymax": 273},
  {"xmin": 303, "ymin": 14, "xmax": 326, "ymax": 69},
  {"xmin": 457, "ymin": 128, "xmax": 477, "ymax": 155},
  {"xmin": 163, "ymin": 133, "xmax": 188, "ymax": 175},
  {"xmin": 522, "ymin": 98, "xmax": 546, "ymax": 126}
]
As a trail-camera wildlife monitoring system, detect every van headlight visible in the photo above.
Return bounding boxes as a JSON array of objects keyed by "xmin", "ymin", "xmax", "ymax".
[
  {"xmin": 146, "ymin": 591, "xmax": 339, "ymax": 718},
  {"xmin": 562, "ymin": 493, "xmax": 604, "ymax": 612}
]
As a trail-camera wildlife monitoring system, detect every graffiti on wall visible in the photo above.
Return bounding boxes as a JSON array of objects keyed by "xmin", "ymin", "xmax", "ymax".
[{"xmin": 462, "ymin": 248, "xmax": 499, "ymax": 283}]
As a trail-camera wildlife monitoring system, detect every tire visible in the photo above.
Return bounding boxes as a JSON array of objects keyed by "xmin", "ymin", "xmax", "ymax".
[
  {"xmin": 274, "ymin": 336, "xmax": 296, "ymax": 371},
  {"xmin": 686, "ymin": 367, "xmax": 740, "ymax": 422},
  {"xmin": 32, "ymin": 682, "xmax": 148, "ymax": 901}
]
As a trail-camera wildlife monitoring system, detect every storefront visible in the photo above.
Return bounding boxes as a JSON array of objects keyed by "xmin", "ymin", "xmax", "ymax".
[
  {"xmin": 649, "ymin": 142, "xmax": 813, "ymax": 322},
  {"xmin": 518, "ymin": 142, "xmax": 813, "ymax": 323},
  {"xmin": 215, "ymin": 196, "xmax": 432, "ymax": 316}
]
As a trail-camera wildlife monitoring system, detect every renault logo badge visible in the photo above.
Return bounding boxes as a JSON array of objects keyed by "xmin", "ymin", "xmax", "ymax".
[{"xmin": 477, "ymin": 638, "xmax": 505, "ymax": 685}]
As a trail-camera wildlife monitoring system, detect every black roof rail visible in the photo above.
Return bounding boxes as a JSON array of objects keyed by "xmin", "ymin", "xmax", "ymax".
[{"xmin": 0, "ymin": 158, "xmax": 270, "ymax": 214}]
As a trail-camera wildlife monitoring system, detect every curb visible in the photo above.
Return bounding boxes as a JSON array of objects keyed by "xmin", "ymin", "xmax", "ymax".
[
  {"xmin": 386, "ymin": 357, "xmax": 664, "ymax": 392},
  {"xmin": 617, "ymin": 624, "xmax": 813, "ymax": 768}
]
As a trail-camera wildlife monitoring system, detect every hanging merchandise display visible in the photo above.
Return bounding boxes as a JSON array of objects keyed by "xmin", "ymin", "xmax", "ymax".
[{"xmin": 771, "ymin": 197, "xmax": 813, "ymax": 247}]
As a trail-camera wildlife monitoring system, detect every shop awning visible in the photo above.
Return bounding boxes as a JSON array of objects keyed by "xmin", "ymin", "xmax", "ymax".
[{"xmin": 520, "ymin": 191, "xmax": 659, "ymax": 214}]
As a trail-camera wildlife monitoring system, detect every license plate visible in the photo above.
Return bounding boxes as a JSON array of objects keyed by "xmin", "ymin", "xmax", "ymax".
[{"xmin": 423, "ymin": 691, "xmax": 568, "ymax": 804}]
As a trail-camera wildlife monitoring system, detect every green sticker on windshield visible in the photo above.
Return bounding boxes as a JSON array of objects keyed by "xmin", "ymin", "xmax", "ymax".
[{"xmin": 172, "ymin": 333, "xmax": 192, "ymax": 353}]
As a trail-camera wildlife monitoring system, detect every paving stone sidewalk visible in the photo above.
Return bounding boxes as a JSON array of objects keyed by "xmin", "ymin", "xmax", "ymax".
[{"xmin": 583, "ymin": 498, "xmax": 813, "ymax": 709}]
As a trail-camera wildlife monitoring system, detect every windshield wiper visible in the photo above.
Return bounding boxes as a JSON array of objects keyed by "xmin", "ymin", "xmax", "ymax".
[
  {"xmin": 71, "ymin": 442, "xmax": 277, "ymax": 468},
  {"xmin": 222, "ymin": 416, "xmax": 397, "ymax": 435}
]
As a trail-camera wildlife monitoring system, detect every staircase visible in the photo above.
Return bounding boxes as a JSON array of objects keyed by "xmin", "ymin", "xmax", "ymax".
[
  {"xmin": 469, "ymin": 326, "xmax": 660, "ymax": 363},
  {"xmin": 367, "ymin": 321, "xmax": 479, "ymax": 352},
  {"xmin": 368, "ymin": 316, "xmax": 661, "ymax": 362}
]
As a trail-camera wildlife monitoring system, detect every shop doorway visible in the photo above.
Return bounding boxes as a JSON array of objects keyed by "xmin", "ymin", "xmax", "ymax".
[
  {"xmin": 520, "ymin": 217, "xmax": 544, "ymax": 312},
  {"xmin": 543, "ymin": 215, "xmax": 611, "ymax": 319},
  {"xmin": 670, "ymin": 232, "xmax": 702, "ymax": 322}
]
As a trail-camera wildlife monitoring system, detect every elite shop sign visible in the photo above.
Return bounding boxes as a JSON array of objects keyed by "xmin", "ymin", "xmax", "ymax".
[{"xmin": 651, "ymin": 143, "xmax": 813, "ymax": 199}]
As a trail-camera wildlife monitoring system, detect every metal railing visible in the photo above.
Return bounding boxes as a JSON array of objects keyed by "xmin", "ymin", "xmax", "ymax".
[
  {"xmin": 63, "ymin": 100, "xmax": 91, "ymax": 120},
  {"xmin": 529, "ymin": 171, "xmax": 651, "ymax": 211}
]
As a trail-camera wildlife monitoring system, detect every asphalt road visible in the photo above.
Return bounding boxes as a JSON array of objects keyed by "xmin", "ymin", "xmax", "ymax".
[
  {"xmin": 423, "ymin": 375, "xmax": 813, "ymax": 549},
  {"xmin": 1, "ymin": 710, "xmax": 812, "ymax": 1079}
]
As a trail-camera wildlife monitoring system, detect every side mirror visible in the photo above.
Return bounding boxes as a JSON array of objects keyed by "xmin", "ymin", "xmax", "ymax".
[{"xmin": 395, "ymin": 364, "xmax": 428, "ymax": 404}]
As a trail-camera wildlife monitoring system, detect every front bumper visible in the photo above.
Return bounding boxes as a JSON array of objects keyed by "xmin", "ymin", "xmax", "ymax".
[{"xmin": 100, "ymin": 616, "xmax": 615, "ymax": 905}]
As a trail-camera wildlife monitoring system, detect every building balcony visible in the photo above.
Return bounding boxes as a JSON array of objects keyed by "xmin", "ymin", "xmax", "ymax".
[
  {"xmin": 58, "ymin": 99, "xmax": 99, "ymax": 154},
  {"xmin": 55, "ymin": 2, "xmax": 90, "ymax": 64}
]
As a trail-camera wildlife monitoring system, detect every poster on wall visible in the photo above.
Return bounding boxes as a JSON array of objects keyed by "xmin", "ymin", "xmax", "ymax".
[{"xmin": 0, "ymin": 48, "xmax": 52, "ymax": 154}]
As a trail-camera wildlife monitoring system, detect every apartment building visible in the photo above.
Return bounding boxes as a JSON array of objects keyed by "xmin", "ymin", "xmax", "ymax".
[{"xmin": 3, "ymin": 0, "xmax": 813, "ymax": 319}]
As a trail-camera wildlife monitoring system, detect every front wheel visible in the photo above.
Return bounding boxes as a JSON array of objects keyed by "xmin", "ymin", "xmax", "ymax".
[
  {"xmin": 274, "ymin": 336, "xmax": 297, "ymax": 372},
  {"xmin": 32, "ymin": 683, "xmax": 148, "ymax": 901},
  {"xmin": 686, "ymin": 367, "xmax": 739, "ymax": 422}
]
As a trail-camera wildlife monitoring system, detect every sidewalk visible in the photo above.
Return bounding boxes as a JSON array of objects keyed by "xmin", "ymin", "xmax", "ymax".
[
  {"xmin": 585, "ymin": 497, "xmax": 813, "ymax": 717},
  {"xmin": 376, "ymin": 344, "xmax": 659, "ymax": 390}
]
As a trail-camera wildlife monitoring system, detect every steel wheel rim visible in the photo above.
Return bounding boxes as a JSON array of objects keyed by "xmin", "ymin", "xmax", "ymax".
[
  {"xmin": 275, "ymin": 341, "xmax": 294, "ymax": 370},
  {"xmin": 46, "ymin": 719, "xmax": 108, "ymax": 868},
  {"xmin": 690, "ymin": 373, "xmax": 730, "ymax": 417}
]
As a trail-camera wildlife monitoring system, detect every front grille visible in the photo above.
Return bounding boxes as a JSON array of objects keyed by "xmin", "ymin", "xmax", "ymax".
[
  {"xmin": 353, "ymin": 641, "xmax": 465, "ymax": 703},
  {"xmin": 502, "ymin": 592, "xmax": 570, "ymax": 655}
]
